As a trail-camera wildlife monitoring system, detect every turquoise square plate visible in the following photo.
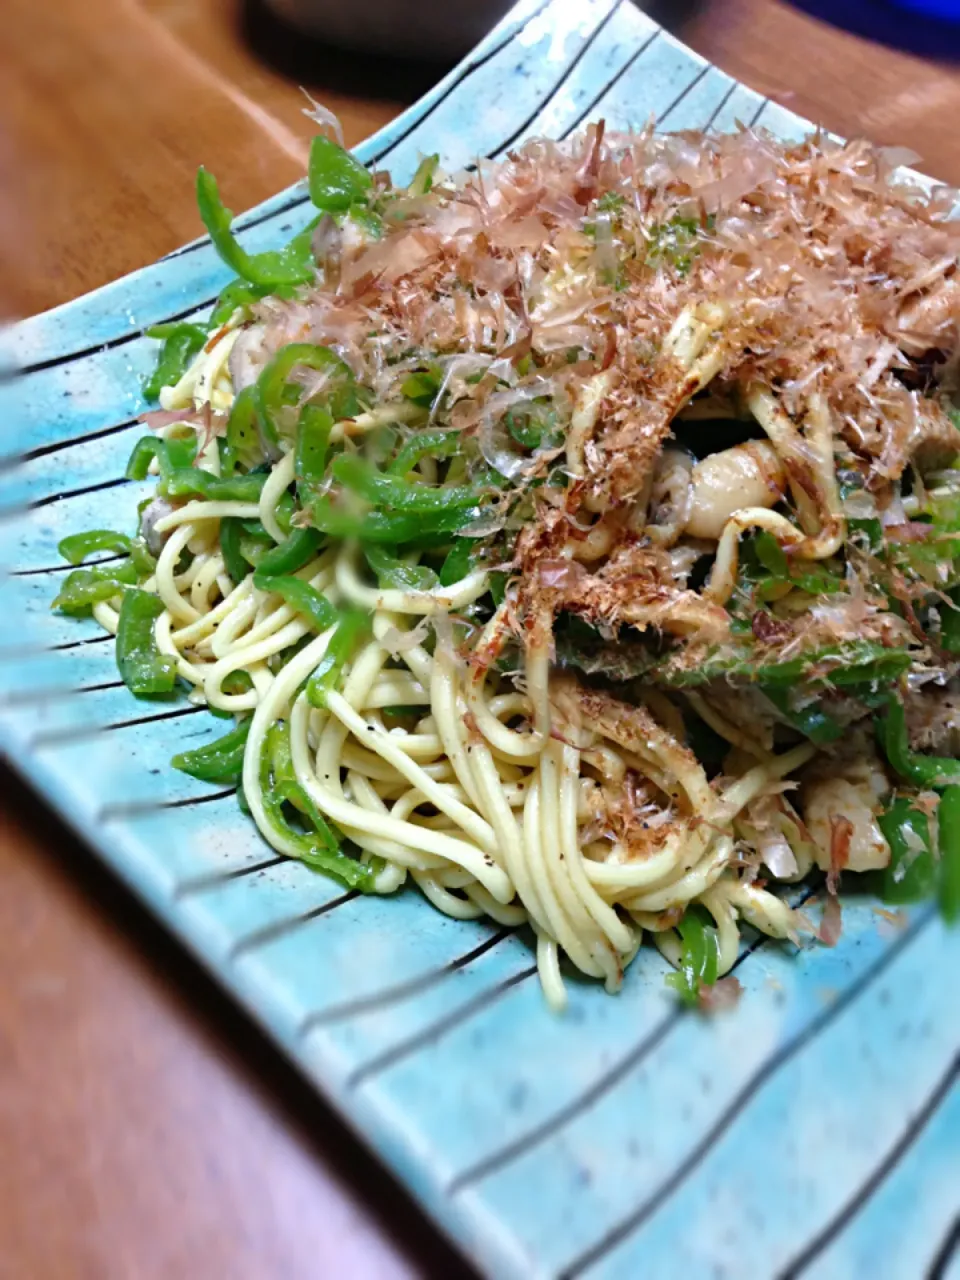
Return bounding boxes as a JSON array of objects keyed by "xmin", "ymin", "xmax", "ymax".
[{"xmin": 2, "ymin": 2, "xmax": 958, "ymax": 1275}]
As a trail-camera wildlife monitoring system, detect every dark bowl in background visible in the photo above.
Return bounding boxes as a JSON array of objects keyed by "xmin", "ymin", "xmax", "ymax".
[{"xmin": 263, "ymin": 0, "xmax": 517, "ymax": 59}]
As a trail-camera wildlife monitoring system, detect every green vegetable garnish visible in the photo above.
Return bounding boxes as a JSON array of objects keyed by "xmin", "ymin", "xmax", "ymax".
[
  {"xmin": 253, "ymin": 529, "xmax": 324, "ymax": 581},
  {"xmin": 255, "ymin": 343, "xmax": 358, "ymax": 447},
  {"xmin": 877, "ymin": 798, "xmax": 938, "ymax": 904},
  {"xmin": 259, "ymin": 720, "xmax": 375, "ymax": 889},
  {"xmin": 332, "ymin": 453, "xmax": 483, "ymax": 513},
  {"xmin": 408, "ymin": 154, "xmax": 439, "ymax": 197},
  {"xmin": 388, "ymin": 429, "xmax": 460, "ymax": 476},
  {"xmin": 252, "ymin": 576, "xmax": 338, "ymax": 632},
  {"xmin": 172, "ymin": 718, "xmax": 251, "ymax": 784},
  {"xmin": 306, "ymin": 610, "xmax": 369, "ymax": 707},
  {"xmin": 876, "ymin": 697, "xmax": 960, "ymax": 789},
  {"xmin": 665, "ymin": 906, "xmax": 720, "ymax": 1006},
  {"xmin": 310, "ymin": 496, "xmax": 482, "ymax": 544},
  {"xmin": 58, "ymin": 530, "xmax": 134, "ymax": 565},
  {"xmin": 308, "ymin": 135, "xmax": 373, "ymax": 213},
  {"xmin": 364, "ymin": 545, "xmax": 439, "ymax": 591},
  {"xmin": 115, "ymin": 589, "xmax": 178, "ymax": 695},
  {"xmin": 937, "ymin": 785, "xmax": 960, "ymax": 923},
  {"xmin": 197, "ymin": 167, "xmax": 317, "ymax": 287},
  {"xmin": 52, "ymin": 562, "xmax": 139, "ymax": 616},
  {"xmin": 143, "ymin": 323, "xmax": 207, "ymax": 401}
]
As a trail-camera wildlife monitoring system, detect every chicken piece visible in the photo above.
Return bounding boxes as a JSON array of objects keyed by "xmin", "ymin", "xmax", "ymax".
[
  {"xmin": 801, "ymin": 738, "xmax": 891, "ymax": 873},
  {"xmin": 228, "ymin": 324, "xmax": 269, "ymax": 392}
]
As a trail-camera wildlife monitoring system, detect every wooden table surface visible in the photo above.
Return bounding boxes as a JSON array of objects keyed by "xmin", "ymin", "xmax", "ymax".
[{"xmin": 3, "ymin": 0, "xmax": 960, "ymax": 1274}]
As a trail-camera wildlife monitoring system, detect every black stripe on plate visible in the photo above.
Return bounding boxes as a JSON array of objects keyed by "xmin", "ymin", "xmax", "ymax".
[
  {"xmin": 3, "ymin": 416, "xmax": 143, "ymax": 471},
  {"xmin": 228, "ymin": 888, "xmax": 359, "ymax": 959},
  {"xmin": 748, "ymin": 96, "xmax": 770, "ymax": 129},
  {"xmin": 29, "ymin": 702, "xmax": 206, "ymax": 749},
  {"xmin": 366, "ymin": 0, "xmax": 556, "ymax": 167},
  {"xmin": 17, "ymin": 300, "xmax": 218, "ymax": 378},
  {"xmin": 25, "ymin": 475, "xmax": 131, "ymax": 513},
  {"xmin": 1, "ymin": 679, "xmax": 126, "ymax": 708},
  {"xmin": 174, "ymin": 853, "xmax": 288, "ymax": 898},
  {"xmin": 557, "ymin": 27, "xmax": 663, "ymax": 142},
  {"xmin": 779, "ymin": 1051, "xmax": 960, "ymax": 1278},
  {"xmin": 299, "ymin": 926, "xmax": 512, "ymax": 1033},
  {"xmin": 558, "ymin": 909, "xmax": 934, "ymax": 1280},
  {"xmin": 11, "ymin": 554, "xmax": 127, "ymax": 578},
  {"xmin": 451, "ymin": 1000, "xmax": 680, "ymax": 1195},
  {"xmin": 928, "ymin": 1212, "xmax": 960, "ymax": 1279},
  {"xmin": 703, "ymin": 79, "xmax": 739, "ymax": 133},
  {"xmin": 652, "ymin": 63, "xmax": 713, "ymax": 129},
  {"xmin": 347, "ymin": 963, "xmax": 538, "ymax": 1090},
  {"xmin": 446, "ymin": 884, "xmax": 821, "ymax": 1195},
  {"xmin": 0, "ymin": 632, "xmax": 114, "ymax": 662},
  {"xmin": 48, "ymin": 633, "xmax": 115, "ymax": 653},
  {"xmin": 489, "ymin": 0, "xmax": 626, "ymax": 159},
  {"xmin": 100, "ymin": 786, "xmax": 238, "ymax": 822}
]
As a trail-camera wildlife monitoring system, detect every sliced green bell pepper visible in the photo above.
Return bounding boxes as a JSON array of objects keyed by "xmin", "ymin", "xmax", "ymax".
[
  {"xmin": 143, "ymin": 322, "xmax": 208, "ymax": 401},
  {"xmin": 115, "ymin": 589, "xmax": 178, "ymax": 695},
  {"xmin": 197, "ymin": 167, "xmax": 316, "ymax": 287},
  {"xmin": 172, "ymin": 718, "xmax": 251, "ymax": 784}
]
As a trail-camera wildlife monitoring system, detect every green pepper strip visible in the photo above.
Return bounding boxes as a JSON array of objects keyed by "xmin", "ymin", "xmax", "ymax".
[
  {"xmin": 751, "ymin": 531, "xmax": 844, "ymax": 598},
  {"xmin": 388, "ymin": 429, "xmax": 460, "ymax": 476},
  {"xmin": 210, "ymin": 278, "xmax": 295, "ymax": 328},
  {"xmin": 256, "ymin": 344, "xmax": 357, "ymax": 448},
  {"xmin": 332, "ymin": 454, "xmax": 482, "ymax": 513},
  {"xmin": 876, "ymin": 698, "xmax": 960, "ymax": 788},
  {"xmin": 224, "ymin": 385, "xmax": 261, "ymax": 472},
  {"xmin": 439, "ymin": 538, "xmax": 474, "ymax": 586},
  {"xmin": 307, "ymin": 611, "xmax": 369, "ymax": 708},
  {"xmin": 877, "ymin": 799, "xmax": 938, "ymax": 904},
  {"xmin": 58, "ymin": 530, "xmax": 133, "ymax": 564},
  {"xmin": 938, "ymin": 785, "xmax": 960, "ymax": 924},
  {"xmin": 658, "ymin": 640, "xmax": 912, "ymax": 691},
  {"xmin": 665, "ymin": 907, "xmax": 720, "ymax": 1006},
  {"xmin": 163, "ymin": 469, "xmax": 267, "ymax": 503},
  {"xmin": 407, "ymin": 153, "xmax": 439, "ymax": 197},
  {"xmin": 400, "ymin": 369, "xmax": 441, "ymax": 408},
  {"xmin": 260, "ymin": 722, "xmax": 374, "ymax": 890},
  {"xmin": 129, "ymin": 538, "xmax": 157, "ymax": 577},
  {"xmin": 115, "ymin": 589, "xmax": 178, "ymax": 695},
  {"xmin": 125, "ymin": 434, "xmax": 197, "ymax": 482},
  {"xmin": 239, "ymin": 530, "xmax": 273, "ymax": 568},
  {"xmin": 197, "ymin": 168, "xmax": 316, "ymax": 287},
  {"xmin": 295, "ymin": 404, "xmax": 334, "ymax": 489},
  {"xmin": 52, "ymin": 562, "xmax": 139, "ymax": 616},
  {"xmin": 253, "ymin": 528, "xmax": 323, "ymax": 581},
  {"xmin": 253, "ymin": 575, "xmax": 337, "ymax": 631},
  {"xmin": 172, "ymin": 718, "xmax": 251, "ymax": 784},
  {"xmin": 344, "ymin": 204, "xmax": 383, "ymax": 239},
  {"xmin": 754, "ymin": 530, "xmax": 789, "ymax": 576},
  {"xmin": 308, "ymin": 135, "xmax": 372, "ymax": 213},
  {"xmin": 762, "ymin": 686, "xmax": 845, "ymax": 747},
  {"xmin": 941, "ymin": 588, "xmax": 960, "ymax": 655},
  {"xmin": 364, "ymin": 545, "xmax": 439, "ymax": 591},
  {"xmin": 309, "ymin": 495, "xmax": 481, "ymax": 544},
  {"xmin": 143, "ymin": 323, "xmax": 207, "ymax": 401},
  {"xmin": 220, "ymin": 517, "xmax": 250, "ymax": 585},
  {"xmin": 489, "ymin": 572, "xmax": 509, "ymax": 607}
]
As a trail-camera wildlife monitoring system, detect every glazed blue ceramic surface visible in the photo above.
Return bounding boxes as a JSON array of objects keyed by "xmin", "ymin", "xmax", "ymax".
[{"xmin": 2, "ymin": 3, "xmax": 958, "ymax": 1275}]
